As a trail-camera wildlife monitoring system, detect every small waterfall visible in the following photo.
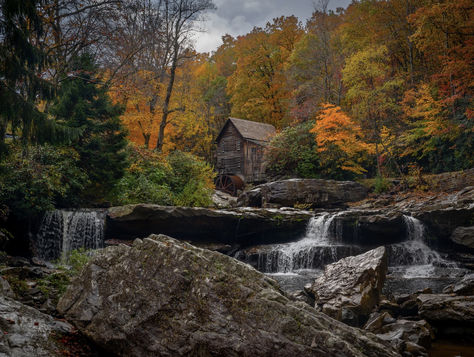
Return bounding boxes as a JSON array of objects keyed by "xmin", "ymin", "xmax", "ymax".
[
  {"xmin": 387, "ymin": 215, "xmax": 457, "ymax": 277},
  {"xmin": 252, "ymin": 213, "xmax": 356, "ymax": 273},
  {"xmin": 35, "ymin": 209, "xmax": 105, "ymax": 261}
]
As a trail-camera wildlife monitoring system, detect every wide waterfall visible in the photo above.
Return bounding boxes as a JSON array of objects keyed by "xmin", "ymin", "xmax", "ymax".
[
  {"xmin": 236, "ymin": 211, "xmax": 464, "ymax": 294},
  {"xmin": 35, "ymin": 209, "xmax": 106, "ymax": 261}
]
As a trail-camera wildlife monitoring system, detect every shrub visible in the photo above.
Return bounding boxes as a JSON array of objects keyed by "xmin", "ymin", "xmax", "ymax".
[
  {"xmin": 265, "ymin": 121, "xmax": 320, "ymax": 178},
  {"xmin": 111, "ymin": 146, "xmax": 214, "ymax": 207},
  {"xmin": 0, "ymin": 144, "xmax": 88, "ymax": 216}
]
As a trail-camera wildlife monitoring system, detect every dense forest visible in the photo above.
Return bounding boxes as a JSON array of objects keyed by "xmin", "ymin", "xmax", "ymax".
[{"xmin": 0, "ymin": 0, "xmax": 472, "ymax": 221}]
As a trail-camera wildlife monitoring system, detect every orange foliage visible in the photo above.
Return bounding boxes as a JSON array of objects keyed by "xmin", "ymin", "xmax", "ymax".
[{"xmin": 311, "ymin": 104, "xmax": 374, "ymax": 175}]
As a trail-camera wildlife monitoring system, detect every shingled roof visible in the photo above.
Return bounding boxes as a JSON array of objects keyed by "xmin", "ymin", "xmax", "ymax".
[{"xmin": 216, "ymin": 117, "xmax": 276, "ymax": 144}]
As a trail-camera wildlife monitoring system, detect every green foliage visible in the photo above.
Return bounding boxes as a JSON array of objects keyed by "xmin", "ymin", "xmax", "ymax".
[
  {"xmin": 265, "ymin": 121, "xmax": 320, "ymax": 178},
  {"xmin": 37, "ymin": 248, "xmax": 90, "ymax": 304},
  {"xmin": 0, "ymin": 144, "xmax": 88, "ymax": 217},
  {"xmin": 112, "ymin": 146, "xmax": 214, "ymax": 207},
  {"xmin": 37, "ymin": 272, "xmax": 70, "ymax": 304},
  {"xmin": 51, "ymin": 54, "xmax": 129, "ymax": 202},
  {"xmin": 0, "ymin": 0, "xmax": 54, "ymax": 154},
  {"xmin": 64, "ymin": 248, "xmax": 91, "ymax": 276},
  {"xmin": 374, "ymin": 175, "xmax": 392, "ymax": 194}
]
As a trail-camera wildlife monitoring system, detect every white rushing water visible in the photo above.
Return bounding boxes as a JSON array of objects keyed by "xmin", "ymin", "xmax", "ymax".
[
  {"xmin": 36, "ymin": 209, "xmax": 105, "ymax": 261},
  {"xmin": 388, "ymin": 215, "xmax": 458, "ymax": 278},
  {"xmin": 257, "ymin": 212, "xmax": 356, "ymax": 273}
]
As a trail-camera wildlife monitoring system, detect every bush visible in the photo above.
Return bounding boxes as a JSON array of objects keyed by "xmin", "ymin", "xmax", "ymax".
[
  {"xmin": 111, "ymin": 146, "xmax": 214, "ymax": 207},
  {"xmin": 374, "ymin": 175, "xmax": 392, "ymax": 194},
  {"xmin": 0, "ymin": 144, "xmax": 88, "ymax": 216},
  {"xmin": 265, "ymin": 121, "xmax": 320, "ymax": 178}
]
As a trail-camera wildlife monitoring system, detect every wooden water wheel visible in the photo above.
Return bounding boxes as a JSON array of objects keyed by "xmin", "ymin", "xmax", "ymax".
[{"xmin": 215, "ymin": 175, "xmax": 244, "ymax": 196}]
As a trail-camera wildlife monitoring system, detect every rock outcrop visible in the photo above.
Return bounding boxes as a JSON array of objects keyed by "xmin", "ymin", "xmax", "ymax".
[
  {"xmin": 237, "ymin": 179, "xmax": 368, "ymax": 209},
  {"xmin": 58, "ymin": 235, "xmax": 399, "ymax": 357},
  {"xmin": 310, "ymin": 247, "xmax": 388, "ymax": 326},
  {"xmin": 0, "ymin": 295, "xmax": 73, "ymax": 356},
  {"xmin": 332, "ymin": 211, "xmax": 407, "ymax": 246},
  {"xmin": 106, "ymin": 204, "xmax": 311, "ymax": 246}
]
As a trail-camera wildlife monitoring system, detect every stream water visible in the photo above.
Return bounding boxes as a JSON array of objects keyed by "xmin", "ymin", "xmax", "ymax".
[
  {"xmin": 35, "ymin": 209, "xmax": 106, "ymax": 261},
  {"xmin": 236, "ymin": 212, "xmax": 467, "ymax": 295}
]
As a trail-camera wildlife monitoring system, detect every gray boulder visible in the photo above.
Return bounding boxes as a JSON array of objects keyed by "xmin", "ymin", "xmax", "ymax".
[
  {"xmin": 450, "ymin": 226, "xmax": 474, "ymax": 250},
  {"xmin": 238, "ymin": 179, "xmax": 368, "ymax": 208},
  {"xmin": 58, "ymin": 235, "xmax": 399, "ymax": 357},
  {"xmin": 0, "ymin": 295, "xmax": 73, "ymax": 357},
  {"xmin": 310, "ymin": 247, "xmax": 388, "ymax": 326}
]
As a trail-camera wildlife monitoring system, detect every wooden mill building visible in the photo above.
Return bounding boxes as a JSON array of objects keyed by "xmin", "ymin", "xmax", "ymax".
[{"xmin": 215, "ymin": 117, "xmax": 276, "ymax": 195}]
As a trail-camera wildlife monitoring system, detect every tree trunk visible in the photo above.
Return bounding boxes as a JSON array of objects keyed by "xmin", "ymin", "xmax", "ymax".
[{"xmin": 155, "ymin": 44, "xmax": 179, "ymax": 152}]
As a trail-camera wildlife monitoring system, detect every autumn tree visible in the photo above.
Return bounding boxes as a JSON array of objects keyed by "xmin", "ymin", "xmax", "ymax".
[
  {"xmin": 227, "ymin": 16, "xmax": 303, "ymax": 127},
  {"xmin": 311, "ymin": 104, "xmax": 374, "ymax": 178},
  {"xmin": 342, "ymin": 45, "xmax": 404, "ymax": 176}
]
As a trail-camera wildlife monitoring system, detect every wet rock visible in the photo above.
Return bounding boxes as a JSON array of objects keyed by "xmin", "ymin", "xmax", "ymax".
[
  {"xmin": 452, "ymin": 273, "xmax": 474, "ymax": 295},
  {"xmin": 417, "ymin": 294, "xmax": 474, "ymax": 324},
  {"xmin": 0, "ymin": 295, "xmax": 73, "ymax": 356},
  {"xmin": 106, "ymin": 204, "xmax": 311, "ymax": 246},
  {"xmin": 450, "ymin": 226, "xmax": 474, "ymax": 250},
  {"xmin": 58, "ymin": 235, "xmax": 399, "ymax": 357},
  {"xmin": 364, "ymin": 312, "xmax": 433, "ymax": 356},
  {"xmin": 378, "ymin": 300, "xmax": 401, "ymax": 317},
  {"xmin": 237, "ymin": 179, "xmax": 368, "ymax": 209},
  {"xmin": 310, "ymin": 247, "xmax": 388, "ymax": 327},
  {"xmin": 0, "ymin": 277, "xmax": 14, "ymax": 298}
]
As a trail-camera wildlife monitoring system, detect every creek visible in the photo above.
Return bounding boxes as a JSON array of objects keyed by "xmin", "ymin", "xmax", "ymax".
[
  {"xmin": 34, "ymin": 207, "xmax": 468, "ymax": 296},
  {"xmin": 235, "ymin": 212, "xmax": 467, "ymax": 296}
]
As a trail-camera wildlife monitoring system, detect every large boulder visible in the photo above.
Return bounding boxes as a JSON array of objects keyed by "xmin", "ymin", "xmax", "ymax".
[
  {"xmin": 106, "ymin": 204, "xmax": 311, "ymax": 246},
  {"xmin": 58, "ymin": 235, "xmax": 399, "ymax": 357},
  {"xmin": 238, "ymin": 179, "xmax": 368, "ymax": 209},
  {"xmin": 310, "ymin": 247, "xmax": 388, "ymax": 327},
  {"xmin": 0, "ymin": 295, "xmax": 73, "ymax": 356}
]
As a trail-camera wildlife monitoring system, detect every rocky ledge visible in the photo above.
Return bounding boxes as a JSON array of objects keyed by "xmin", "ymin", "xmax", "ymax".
[
  {"xmin": 106, "ymin": 204, "xmax": 312, "ymax": 247},
  {"xmin": 58, "ymin": 235, "xmax": 399, "ymax": 357}
]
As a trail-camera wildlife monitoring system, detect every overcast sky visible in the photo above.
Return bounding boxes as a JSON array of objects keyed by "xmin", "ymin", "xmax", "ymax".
[{"xmin": 193, "ymin": 0, "xmax": 352, "ymax": 53}]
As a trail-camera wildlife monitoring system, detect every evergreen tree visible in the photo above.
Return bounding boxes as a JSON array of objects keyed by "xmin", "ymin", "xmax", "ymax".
[
  {"xmin": 51, "ymin": 54, "xmax": 128, "ymax": 202},
  {"xmin": 0, "ymin": 0, "xmax": 53, "ymax": 154}
]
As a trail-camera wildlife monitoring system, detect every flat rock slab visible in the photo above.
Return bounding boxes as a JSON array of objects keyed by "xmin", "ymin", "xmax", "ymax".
[
  {"xmin": 58, "ymin": 235, "xmax": 399, "ymax": 357},
  {"xmin": 106, "ymin": 204, "xmax": 312, "ymax": 246}
]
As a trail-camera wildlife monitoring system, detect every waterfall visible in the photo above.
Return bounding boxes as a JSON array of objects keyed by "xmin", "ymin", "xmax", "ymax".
[
  {"xmin": 35, "ymin": 209, "xmax": 105, "ymax": 261},
  {"xmin": 252, "ymin": 212, "xmax": 359, "ymax": 273},
  {"xmin": 387, "ymin": 215, "xmax": 457, "ymax": 276}
]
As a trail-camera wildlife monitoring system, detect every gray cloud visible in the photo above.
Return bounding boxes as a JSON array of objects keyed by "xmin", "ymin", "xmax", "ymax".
[{"xmin": 194, "ymin": 0, "xmax": 351, "ymax": 53}]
